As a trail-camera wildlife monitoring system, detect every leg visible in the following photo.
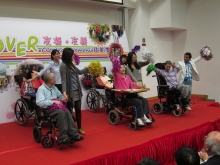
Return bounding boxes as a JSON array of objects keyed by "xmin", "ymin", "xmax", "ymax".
[
  {"xmin": 75, "ymin": 100, "xmax": 82, "ymax": 129},
  {"xmin": 183, "ymin": 79, "xmax": 192, "ymax": 104},
  {"xmin": 176, "ymin": 85, "xmax": 189, "ymax": 98},
  {"xmin": 64, "ymin": 110, "xmax": 83, "ymax": 141},
  {"xmin": 127, "ymin": 98, "xmax": 144, "ymax": 118},
  {"xmin": 136, "ymin": 96, "xmax": 150, "ymax": 115},
  {"xmin": 49, "ymin": 109, "xmax": 68, "ymax": 140}
]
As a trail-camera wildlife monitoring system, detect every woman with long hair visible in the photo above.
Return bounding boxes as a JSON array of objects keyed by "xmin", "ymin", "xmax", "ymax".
[
  {"xmin": 60, "ymin": 48, "xmax": 89, "ymax": 135},
  {"xmin": 28, "ymin": 49, "xmax": 63, "ymax": 92},
  {"xmin": 126, "ymin": 52, "xmax": 150, "ymax": 84}
]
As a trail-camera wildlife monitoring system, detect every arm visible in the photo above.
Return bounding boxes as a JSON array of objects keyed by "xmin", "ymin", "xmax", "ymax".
[
  {"xmin": 36, "ymin": 88, "xmax": 53, "ymax": 108},
  {"xmin": 75, "ymin": 67, "xmax": 89, "ymax": 75},
  {"xmin": 38, "ymin": 63, "xmax": 52, "ymax": 77},
  {"xmin": 137, "ymin": 60, "xmax": 150, "ymax": 68},
  {"xmin": 193, "ymin": 55, "xmax": 202, "ymax": 63},
  {"xmin": 155, "ymin": 68, "xmax": 163, "ymax": 76},
  {"xmin": 59, "ymin": 63, "xmax": 67, "ymax": 95},
  {"xmin": 126, "ymin": 66, "xmax": 138, "ymax": 83}
]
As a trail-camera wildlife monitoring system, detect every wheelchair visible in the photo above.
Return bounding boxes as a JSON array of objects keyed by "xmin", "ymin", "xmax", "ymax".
[
  {"xmin": 152, "ymin": 63, "xmax": 187, "ymax": 117},
  {"xmin": 33, "ymin": 108, "xmax": 76, "ymax": 148},
  {"xmin": 107, "ymin": 90, "xmax": 154, "ymax": 130},
  {"xmin": 86, "ymin": 76, "xmax": 114, "ymax": 114}
]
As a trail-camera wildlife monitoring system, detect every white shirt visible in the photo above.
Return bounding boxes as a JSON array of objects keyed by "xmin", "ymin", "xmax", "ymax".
[{"xmin": 38, "ymin": 59, "xmax": 62, "ymax": 84}]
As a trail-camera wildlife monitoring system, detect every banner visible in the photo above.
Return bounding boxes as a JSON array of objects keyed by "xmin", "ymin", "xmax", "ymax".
[{"xmin": 0, "ymin": 17, "xmax": 129, "ymax": 124}]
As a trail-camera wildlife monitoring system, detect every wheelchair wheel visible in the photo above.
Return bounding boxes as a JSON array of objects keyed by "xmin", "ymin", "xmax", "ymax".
[
  {"xmin": 86, "ymin": 90, "xmax": 100, "ymax": 112},
  {"xmin": 14, "ymin": 98, "xmax": 30, "ymax": 126},
  {"xmin": 173, "ymin": 110, "xmax": 181, "ymax": 117},
  {"xmin": 33, "ymin": 126, "xmax": 42, "ymax": 143},
  {"xmin": 42, "ymin": 136, "xmax": 54, "ymax": 148},
  {"xmin": 129, "ymin": 122, "xmax": 137, "ymax": 130},
  {"xmin": 152, "ymin": 102, "xmax": 163, "ymax": 114},
  {"xmin": 108, "ymin": 110, "xmax": 119, "ymax": 125}
]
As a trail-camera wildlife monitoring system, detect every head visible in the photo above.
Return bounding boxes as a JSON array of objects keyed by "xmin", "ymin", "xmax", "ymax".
[
  {"xmin": 32, "ymin": 65, "xmax": 37, "ymax": 71},
  {"xmin": 44, "ymin": 73, "xmax": 56, "ymax": 86},
  {"xmin": 120, "ymin": 54, "xmax": 127, "ymax": 65},
  {"xmin": 184, "ymin": 52, "xmax": 192, "ymax": 62},
  {"xmin": 204, "ymin": 131, "xmax": 220, "ymax": 156},
  {"xmin": 137, "ymin": 157, "xmax": 160, "ymax": 165},
  {"xmin": 127, "ymin": 52, "xmax": 137, "ymax": 64},
  {"xmin": 175, "ymin": 146, "xmax": 200, "ymax": 165},
  {"xmin": 24, "ymin": 67, "xmax": 29, "ymax": 74},
  {"xmin": 51, "ymin": 49, "xmax": 60, "ymax": 61},
  {"xmin": 119, "ymin": 65, "xmax": 126, "ymax": 75},
  {"xmin": 164, "ymin": 61, "xmax": 172, "ymax": 71},
  {"xmin": 19, "ymin": 69, "xmax": 23, "ymax": 75},
  {"xmin": 62, "ymin": 48, "xmax": 74, "ymax": 68}
]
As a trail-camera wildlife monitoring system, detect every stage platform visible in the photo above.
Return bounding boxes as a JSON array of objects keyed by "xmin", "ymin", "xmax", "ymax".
[{"xmin": 0, "ymin": 97, "xmax": 219, "ymax": 165}]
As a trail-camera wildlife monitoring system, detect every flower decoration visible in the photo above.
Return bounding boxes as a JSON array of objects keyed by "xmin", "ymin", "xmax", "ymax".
[
  {"xmin": 73, "ymin": 53, "xmax": 80, "ymax": 65},
  {"xmin": 131, "ymin": 45, "xmax": 140, "ymax": 53},
  {"xmin": 49, "ymin": 99, "xmax": 67, "ymax": 111},
  {"xmin": 88, "ymin": 61, "xmax": 103, "ymax": 76},
  {"xmin": 109, "ymin": 43, "xmax": 124, "ymax": 61},
  {"xmin": 146, "ymin": 64, "xmax": 156, "ymax": 76},
  {"xmin": 141, "ymin": 48, "xmax": 155, "ymax": 64},
  {"xmin": 200, "ymin": 46, "xmax": 213, "ymax": 61},
  {"xmin": 111, "ymin": 57, "xmax": 120, "ymax": 74}
]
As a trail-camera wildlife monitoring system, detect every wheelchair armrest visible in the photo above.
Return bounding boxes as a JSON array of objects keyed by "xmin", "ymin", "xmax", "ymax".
[{"xmin": 158, "ymin": 85, "xmax": 169, "ymax": 87}]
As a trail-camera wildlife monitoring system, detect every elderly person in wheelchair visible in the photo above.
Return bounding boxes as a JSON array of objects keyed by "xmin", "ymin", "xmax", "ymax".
[
  {"xmin": 114, "ymin": 64, "xmax": 152, "ymax": 126},
  {"xmin": 155, "ymin": 61, "xmax": 189, "ymax": 108},
  {"xmin": 36, "ymin": 72, "xmax": 84, "ymax": 144}
]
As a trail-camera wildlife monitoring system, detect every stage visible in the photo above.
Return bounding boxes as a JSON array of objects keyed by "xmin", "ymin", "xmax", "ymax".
[{"xmin": 0, "ymin": 97, "xmax": 220, "ymax": 165}]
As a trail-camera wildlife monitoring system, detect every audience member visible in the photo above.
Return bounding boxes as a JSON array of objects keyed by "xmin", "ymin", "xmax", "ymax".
[
  {"xmin": 175, "ymin": 146, "xmax": 200, "ymax": 165},
  {"xmin": 200, "ymin": 131, "xmax": 220, "ymax": 164},
  {"xmin": 137, "ymin": 157, "xmax": 161, "ymax": 165}
]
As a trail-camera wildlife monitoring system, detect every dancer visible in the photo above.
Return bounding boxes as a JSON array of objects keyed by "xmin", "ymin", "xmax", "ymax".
[{"xmin": 177, "ymin": 52, "xmax": 202, "ymax": 110}]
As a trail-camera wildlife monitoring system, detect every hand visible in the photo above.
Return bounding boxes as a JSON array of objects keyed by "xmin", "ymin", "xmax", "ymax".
[
  {"xmin": 53, "ymin": 100, "xmax": 63, "ymax": 106},
  {"xmin": 23, "ymin": 77, "xmax": 27, "ymax": 82},
  {"xmin": 142, "ymin": 84, "xmax": 146, "ymax": 89},
  {"xmin": 63, "ymin": 93, "xmax": 68, "ymax": 102},
  {"xmin": 199, "ymin": 151, "xmax": 208, "ymax": 161},
  {"xmin": 172, "ymin": 62, "xmax": 176, "ymax": 68}
]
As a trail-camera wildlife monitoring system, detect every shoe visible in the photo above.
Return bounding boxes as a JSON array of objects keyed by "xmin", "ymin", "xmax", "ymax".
[
  {"xmin": 60, "ymin": 137, "xmax": 70, "ymax": 144},
  {"xmin": 78, "ymin": 128, "xmax": 86, "ymax": 134},
  {"xmin": 70, "ymin": 136, "xmax": 84, "ymax": 142},
  {"xmin": 186, "ymin": 106, "xmax": 192, "ymax": 110},
  {"xmin": 175, "ymin": 104, "xmax": 180, "ymax": 109},
  {"xmin": 142, "ymin": 115, "xmax": 152, "ymax": 124},
  {"xmin": 137, "ymin": 118, "xmax": 145, "ymax": 126}
]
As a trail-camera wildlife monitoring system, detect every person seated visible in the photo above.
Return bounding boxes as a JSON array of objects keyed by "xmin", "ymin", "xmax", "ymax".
[
  {"xmin": 36, "ymin": 72, "xmax": 84, "ymax": 143},
  {"xmin": 199, "ymin": 131, "xmax": 220, "ymax": 164},
  {"xmin": 155, "ymin": 61, "xmax": 189, "ymax": 107},
  {"xmin": 114, "ymin": 65, "xmax": 152, "ymax": 126},
  {"xmin": 21, "ymin": 70, "xmax": 44, "ymax": 97},
  {"xmin": 175, "ymin": 146, "xmax": 200, "ymax": 165},
  {"xmin": 137, "ymin": 157, "xmax": 161, "ymax": 165},
  {"xmin": 96, "ymin": 67, "xmax": 113, "ymax": 89}
]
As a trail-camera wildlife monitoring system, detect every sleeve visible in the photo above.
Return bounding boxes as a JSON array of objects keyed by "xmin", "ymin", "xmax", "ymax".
[
  {"xmin": 36, "ymin": 88, "xmax": 53, "ymax": 108},
  {"xmin": 193, "ymin": 55, "xmax": 202, "ymax": 63},
  {"xmin": 155, "ymin": 68, "xmax": 163, "ymax": 76},
  {"xmin": 76, "ymin": 67, "xmax": 89, "ymax": 75},
  {"xmin": 126, "ymin": 66, "xmax": 138, "ymax": 83},
  {"xmin": 137, "ymin": 61, "xmax": 150, "ymax": 68},
  {"xmin": 59, "ymin": 63, "xmax": 67, "ymax": 93},
  {"xmin": 175, "ymin": 66, "xmax": 181, "ymax": 73},
  {"xmin": 38, "ymin": 63, "xmax": 52, "ymax": 77},
  {"xmin": 128, "ymin": 76, "xmax": 140, "ymax": 89}
]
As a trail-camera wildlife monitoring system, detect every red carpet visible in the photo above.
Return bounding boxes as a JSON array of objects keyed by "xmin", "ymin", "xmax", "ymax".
[{"xmin": 0, "ymin": 97, "xmax": 220, "ymax": 165}]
